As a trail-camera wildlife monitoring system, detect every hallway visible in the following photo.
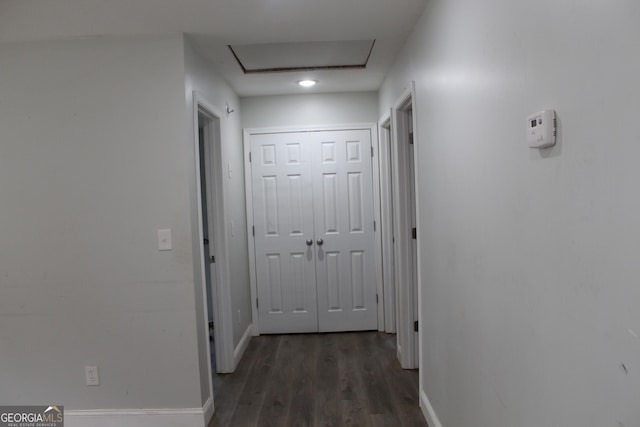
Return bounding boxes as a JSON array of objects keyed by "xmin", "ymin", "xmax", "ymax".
[{"xmin": 208, "ymin": 332, "xmax": 427, "ymax": 427}]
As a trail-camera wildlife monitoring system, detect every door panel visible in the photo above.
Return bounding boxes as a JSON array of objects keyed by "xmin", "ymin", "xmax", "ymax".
[
  {"xmin": 251, "ymin": 133, "xmax": 317, "ymax": 333},
  {"xmin": 312, "ymin": 130, "xmax": 378, "ymax": 332},
  {"xmin": 251, "ymin": 129, "xmax": 377, "ymax": 334}
]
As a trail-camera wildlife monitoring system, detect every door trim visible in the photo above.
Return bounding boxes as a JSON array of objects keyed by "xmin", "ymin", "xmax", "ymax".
[
  {"xmin": 391, "ymin": 83, "xmax": 421, "ymax": 369},
  {"xmin": 243, "ymin": 123, "xmax": 382, "ymax": 335},
  {"xmin": 192, "ymin": 91, "xmax": 235, "ymax": 381}
]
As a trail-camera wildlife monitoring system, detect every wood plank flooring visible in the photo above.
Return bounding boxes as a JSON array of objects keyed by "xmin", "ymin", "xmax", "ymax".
[{"xmin": 208, "ymin": 332, "xmax": 428, "ymax": 427}]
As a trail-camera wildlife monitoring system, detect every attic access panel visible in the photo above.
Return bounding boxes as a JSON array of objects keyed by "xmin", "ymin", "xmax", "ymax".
[{"xmin": 229, "ymin": 40, "xmax": 375, "ymax": 74}]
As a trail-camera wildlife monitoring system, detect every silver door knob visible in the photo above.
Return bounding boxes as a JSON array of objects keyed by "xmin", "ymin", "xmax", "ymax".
[
  {"xmin": 305, "ymin": 238, "xmax": 313, "ymax": 246},
  {"xmin": 316, "ymin": 238, "xmax": 324, "ymax": 246}
]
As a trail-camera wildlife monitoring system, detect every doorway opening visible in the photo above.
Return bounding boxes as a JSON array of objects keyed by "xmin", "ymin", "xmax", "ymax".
[
  {"xmin": 198, "ymin": 113, "xmax": 218, "ymax": 378},
  {"xmin": 378, "ymin": 116, "xmax": 396, "ymax": 333},
  {"xmin": 193, "ymin": 92, "xmax": 236, "ymax": 424},
  {"xmin": 391, "ymin": 84, "xmax": 419, "ymax": 369},
  {"xmin": 197, "ymin": 106, "xmax": 223, "ymax": 395}
]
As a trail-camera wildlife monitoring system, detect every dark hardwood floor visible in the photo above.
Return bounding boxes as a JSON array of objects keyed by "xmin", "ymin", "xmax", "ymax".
[{"xmin": 208, "ymin": 331, "xmax": 428, "ymax": 427}]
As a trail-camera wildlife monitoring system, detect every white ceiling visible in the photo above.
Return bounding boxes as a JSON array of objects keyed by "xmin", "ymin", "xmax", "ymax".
[{"xmin": 0, "ymin": 0, "xmax": 427, "ymax": 97}]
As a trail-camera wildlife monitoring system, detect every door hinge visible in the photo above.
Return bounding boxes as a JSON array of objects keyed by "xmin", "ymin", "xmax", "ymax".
[
  {"xmin": 412, "ymin": 227, "xmax": 417, "ymax": 239},
  {"xmin": 252, "ymin": 225, "xmax": 255, "ymax": 236},
  {"xmin": 203, "ymin": 238, "xmax": 209, "ymax": 245},
  {"xmin": 371, "ymin": 146, "xmax": 374, "ymax": 158},
  {"xmin": 373, "ymin": 220, "xmax": 376, "ymax": 231},
  {"xmin": 414, "ymin": 320, "xmax": 419, "ymax": 332},
  {"xmin": 409, "ymin": 132, "xmax": 414, "ymax": 145},
  {"xmin": 249, "ymin": 152, "xmax": 252, "ymax": 162},
  {"xmin": 256, "ymin": 298, "xmax": 259, "ymax": 309},
  {"xmin": 210, "ymin": 255, "xmax": 215, "ymax": 264},
  {"xmin": 376, "ymin": 294, "xmax": 379, "ymax": 304}
]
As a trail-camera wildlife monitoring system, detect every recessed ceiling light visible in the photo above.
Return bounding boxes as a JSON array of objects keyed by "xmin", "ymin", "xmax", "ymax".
[{"xmin": 298, "ymin": 80, "xmax": 317, "ymax": 88}]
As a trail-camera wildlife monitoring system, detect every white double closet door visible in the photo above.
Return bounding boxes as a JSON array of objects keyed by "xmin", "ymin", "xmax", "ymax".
[{"xmin": 250, "ymin": 128, "xmax": 377, "ymax": 334}]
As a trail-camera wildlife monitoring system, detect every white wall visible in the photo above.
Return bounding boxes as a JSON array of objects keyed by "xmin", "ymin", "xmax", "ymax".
[
  {"xmin": 183, "ymin": 37, "xmax": 252, "ymax": 380},
  {"xmin": 241, "ymin": 92, "xmax": 378, "ymax": 129},
  {"xmin": 0, "ymin": 35, "xmax": 203, "ymax": 410},
  {"xmin": 380, "ymin": 1, "xmax": 640, "ymax": 427}
]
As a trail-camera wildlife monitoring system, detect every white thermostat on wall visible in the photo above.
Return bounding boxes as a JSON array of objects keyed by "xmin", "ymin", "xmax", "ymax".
[{"xmin": 527, "ymin": 110, "xmax": 556, "ymax": 148}]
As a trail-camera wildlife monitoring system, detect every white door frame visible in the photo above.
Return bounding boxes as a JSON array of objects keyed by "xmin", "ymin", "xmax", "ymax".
[
  {"xmin": 243, "ymin": 123, "xmax": 383, "ymax": 335},
  {"xmin": 192, "ymin": 91, "xmax": 235, "ymax": 385},
  {"xmin": 391, "ymin": 83, "xmax": 421, "ymax": 369},
  {"xmin": 378, "ymin": 112, "xmax": 396, "ymax": 333}
]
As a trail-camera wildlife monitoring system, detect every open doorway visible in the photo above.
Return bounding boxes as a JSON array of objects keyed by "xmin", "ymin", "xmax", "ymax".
[
  {"xmin": 391, "ymin": 84, "xmax": 419, "ymax": 369},
  {"xmin": 378, "ymin": 116, "xmax": 396, "ymax": 333},
  {"xmin": 197, "ymin": 106, "xmax": 223, "ymax": 389},
  {"xmin": 198, "ymin": 113, "xmax": 219, "ymax": 379},
  {"xmin": 193, "ymin": 93, "xmax": 237, "ymax": 426}
]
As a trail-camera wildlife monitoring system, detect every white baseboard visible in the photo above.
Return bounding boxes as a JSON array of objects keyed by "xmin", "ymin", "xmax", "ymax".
[
  {"xmin": 203, "ymin": 396, "xmax": 214, "ymax": 426},
  {"xmin": 66, "ymin": 403, "xmax": 210, "ymax": 427},
  {"xmin": 233, "ymin": 323, "xmax": 252, "ymax": 369},
  {"xmin": 420, "ymin": 389, "xmax": 444, "ymax": 427}
]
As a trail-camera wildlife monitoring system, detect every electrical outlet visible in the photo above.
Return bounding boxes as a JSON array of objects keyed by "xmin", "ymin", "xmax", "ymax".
[
  {"xmin": 85, "ymin": 365, "xmax": 100, "ymax": 386},
  {"xmin": 157, "ymin": 229, "xmax": 172, "ymax": 251}
]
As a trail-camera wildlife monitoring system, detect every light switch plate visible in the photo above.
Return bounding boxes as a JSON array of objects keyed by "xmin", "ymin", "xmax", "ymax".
[{"xmin": 157, "ymin": 229, "xmax": 172, "ymax": 251}]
